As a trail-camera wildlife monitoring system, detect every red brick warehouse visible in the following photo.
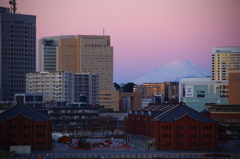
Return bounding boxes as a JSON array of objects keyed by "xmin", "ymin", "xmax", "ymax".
[
  {"xmin": 0, "ymin": 104, "xmax": 52, "ymax": 150},
  {"xmin": 124, "ymin": 103, "xmax": 218, "ymax": 150}
]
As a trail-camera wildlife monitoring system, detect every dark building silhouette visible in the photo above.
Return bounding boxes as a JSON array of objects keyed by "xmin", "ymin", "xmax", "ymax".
[{"xmin": 0, "ymin": 7, "xmax": 36, "ymax": 101}]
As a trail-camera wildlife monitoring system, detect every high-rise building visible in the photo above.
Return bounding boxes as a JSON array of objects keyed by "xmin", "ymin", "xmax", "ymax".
[
  {"xmin": 0, "ymin": 7, "xmax": 36, "ymax": 101},
  {"xmin": 212, "ymin": 47, "xmax": 240, "ymax": 80},
  {"xmin": 38, "ymin": 35, "xmax": 114, "ymax": 91}
]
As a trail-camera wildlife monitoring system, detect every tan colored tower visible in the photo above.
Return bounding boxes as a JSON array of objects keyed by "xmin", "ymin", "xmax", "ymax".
[
  {"xmin": 39, "ymin": 35, "xmax": 118, "ymax": 109},
  {"xmin": 39, "ymin": 35, "xmax": 114, "ymax": 91}
]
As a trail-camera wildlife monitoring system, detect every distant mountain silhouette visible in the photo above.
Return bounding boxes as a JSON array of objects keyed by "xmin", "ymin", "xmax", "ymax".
[{"xmin": 130, "ymin": 60, "xmax": 210, "ymax": 84}]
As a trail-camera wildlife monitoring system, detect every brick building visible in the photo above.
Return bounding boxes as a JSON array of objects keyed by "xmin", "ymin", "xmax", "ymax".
[
  {"xmin": 124, "ymin": 103, "xmax": 218, "ymax": 150},
  {"xmin": 0, "ymin": 104, "xmax": 52, "ymax": 150}
]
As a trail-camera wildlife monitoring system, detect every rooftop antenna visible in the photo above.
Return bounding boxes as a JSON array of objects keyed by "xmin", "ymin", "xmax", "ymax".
[
  {"xmin": 9, "ymin": 0, "xmax": 17, "ymax": 14},
  {"xmin": 103, "ymin": 28, "xmax": 105, "ymax": 36}
]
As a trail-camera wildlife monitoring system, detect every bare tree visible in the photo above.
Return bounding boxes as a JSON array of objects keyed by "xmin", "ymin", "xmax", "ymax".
[
  {"xmin": 88, "ymin": 121, "xmax": 99, "ymax": 136},
  {"xmin": 99, "ymin": 115, "xmax": 118, "ymax": 136}
]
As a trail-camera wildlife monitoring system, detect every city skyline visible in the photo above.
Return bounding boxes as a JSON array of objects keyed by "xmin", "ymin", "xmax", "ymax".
[{"xmin": 1, "ymin": 0, "xmax": 240, "ymax": 83}]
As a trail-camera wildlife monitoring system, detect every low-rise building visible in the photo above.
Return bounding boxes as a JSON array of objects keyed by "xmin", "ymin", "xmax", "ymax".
[
  {"xmin": 179, "ymin": 77, "xmax": 228, "ymax": 111},
  {"xmin": 119, "ymin": 92, "xmax": 142, "ymax": 111},
  {"xmin": 0, "ymin": 104, "xmax": 52, "ymax": 150},
  {"xmin": 133, "ymin": 83, "xmax": 165, "ymax": 99},
  {"xmin": 50, "ymin": 105, "xmax": 99, "ymax": 135},
  {"xmin": 124, "ymin": 103, "xmax": 218, "ymax": 150},
  {"xmin": 99, "ymin": 90, "xmax": 119, "ymax": 111}
]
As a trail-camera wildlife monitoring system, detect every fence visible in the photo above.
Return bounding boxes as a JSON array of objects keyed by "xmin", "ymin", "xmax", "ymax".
[{"xmin": 12, "ymin": 153, "xmax": 238, "ymax": 159}]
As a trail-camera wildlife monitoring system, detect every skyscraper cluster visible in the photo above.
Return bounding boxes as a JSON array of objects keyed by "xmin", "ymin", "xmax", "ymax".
[{"xmin": 0, "ymin": 6, "xmax": 118, "ymax": 110}]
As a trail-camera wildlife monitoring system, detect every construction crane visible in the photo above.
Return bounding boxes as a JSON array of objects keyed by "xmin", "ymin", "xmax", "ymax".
[{"xmin": 9, "ymin": 0, "xmax": 17, "ymax": 14}]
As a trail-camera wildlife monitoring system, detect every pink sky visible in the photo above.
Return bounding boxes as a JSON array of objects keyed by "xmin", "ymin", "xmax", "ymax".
[{"xmin": 1, "ymin": 0, "xmax": 240, "ymax": 83}]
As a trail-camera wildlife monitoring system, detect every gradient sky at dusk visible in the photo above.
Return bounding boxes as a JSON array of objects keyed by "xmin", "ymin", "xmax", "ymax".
[{"xmin": 1, "ymin": 0, "xmax": 240, "ymax": 83}]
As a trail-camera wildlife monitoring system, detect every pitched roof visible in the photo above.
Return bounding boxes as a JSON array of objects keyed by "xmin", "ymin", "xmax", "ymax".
[
  {"xmin": 143, "ymin": 103, "xmax": 179, "ymax": 111},
  {"xmin": 156, "ymin": 104, "xmax": 216, "ymax": 122},
  {"xmin": 201, "ymin": 109, "xmax": 210, "ymax": 113},
  {"xmin": 0, "ymin": 104, "xmax": 50, "ymax": 121}
]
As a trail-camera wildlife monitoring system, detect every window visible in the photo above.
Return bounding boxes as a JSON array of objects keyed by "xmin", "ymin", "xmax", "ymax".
[
  {"xmin": 190, "ymin": 125, "xmax": 196, "ymax": 130},
  {"xmin": 178, "ymin": 125, "xmax": 183, "ymax": 130}
]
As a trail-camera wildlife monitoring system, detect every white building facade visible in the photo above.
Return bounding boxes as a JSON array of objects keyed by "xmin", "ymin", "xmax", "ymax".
[
  {"xmin": 179, "ymin": 77, "xmax": 228, "ymax": 111},
  {"xmin": 26, "ymin": 71, "xmax": 74, "ymax": 103}
]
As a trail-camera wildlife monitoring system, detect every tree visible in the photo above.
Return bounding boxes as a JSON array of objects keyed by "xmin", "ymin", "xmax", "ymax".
[
  {"xmin": 123, "ymin": 82, "xmax": 135, "ymax": 92},
  {"xmin": 99, "ymin": 115, "xmax": 118, "ymax": 136},
  {"xmin": 114, "ymin": 82, "xmax": 121, "ymax": 90},
  {"xmin": 88, "ymin": 121, "xmax": 99, "ymax": 136}
]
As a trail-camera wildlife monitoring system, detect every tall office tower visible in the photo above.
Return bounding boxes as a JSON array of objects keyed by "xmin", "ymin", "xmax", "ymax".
[
  {"xmin": 212, "ymin": 47, "xmax": 240, "ymax": 80},
  {"xmin": 38, "ymin": 35, "xmax": 114, "ymax": 91},
  {"xmin": 38, "ymin": 35, "xmax": 75, "ymax": 72},
  {"xmin": 0, "ymin": 7, "xmax": 36, "ymax": 101}
]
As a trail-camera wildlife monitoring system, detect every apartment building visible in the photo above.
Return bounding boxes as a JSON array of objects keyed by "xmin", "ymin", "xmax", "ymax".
[
  {"xmin": 74, "ymin": 73, "xmax": 99, "ymax": 105},
  {"xmin": 26, "ymin": 71, "xmax": 74, "ymax": 103},
  {"xmin": 0, "ymin": 7, "xmax": 36, "ymax": 101}
]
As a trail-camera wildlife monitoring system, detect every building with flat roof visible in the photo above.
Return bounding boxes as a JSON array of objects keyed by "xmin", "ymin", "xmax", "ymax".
[
  {"xmin": 74, "ymin": 72, "xmax": 99, "ymax": 105},
  {"xmin": 26, "ymin": 71, "xmax": 75, "ymax": 103},
  {"xmin": 133, "ymin": 83, "xmax": 165, "ymax": 98},
  {"xmin": 212, "ymin": 47, "xmax": 240, "ymax": 81},
  {"xmin": 228, "ymin": 69, "xmax": 240, "ymax": 105},
  {"xmin": 164, "ymin": 82, "xmax": 179, "ymax": 102},
  {"xmin": 0, "ymin": 7, "xmax": 36, "ymax": 101},
  {"xmin": 26, "ymin": 71, "xmax": 99, "ymax": 105},
  {"xmin": 99, "ymin": 90, "xmax": 119, "ymax": 111},
  {"xmin": 119, "ymin": 92, "xmax": 142, "ymax": 110},
  {"xmin": 38, "ymin": 35, "xmax": 114, "ymax": 91},
  {"xmin": 179, "ymin": 77, "xmax": 228, "ymax": 111}
]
